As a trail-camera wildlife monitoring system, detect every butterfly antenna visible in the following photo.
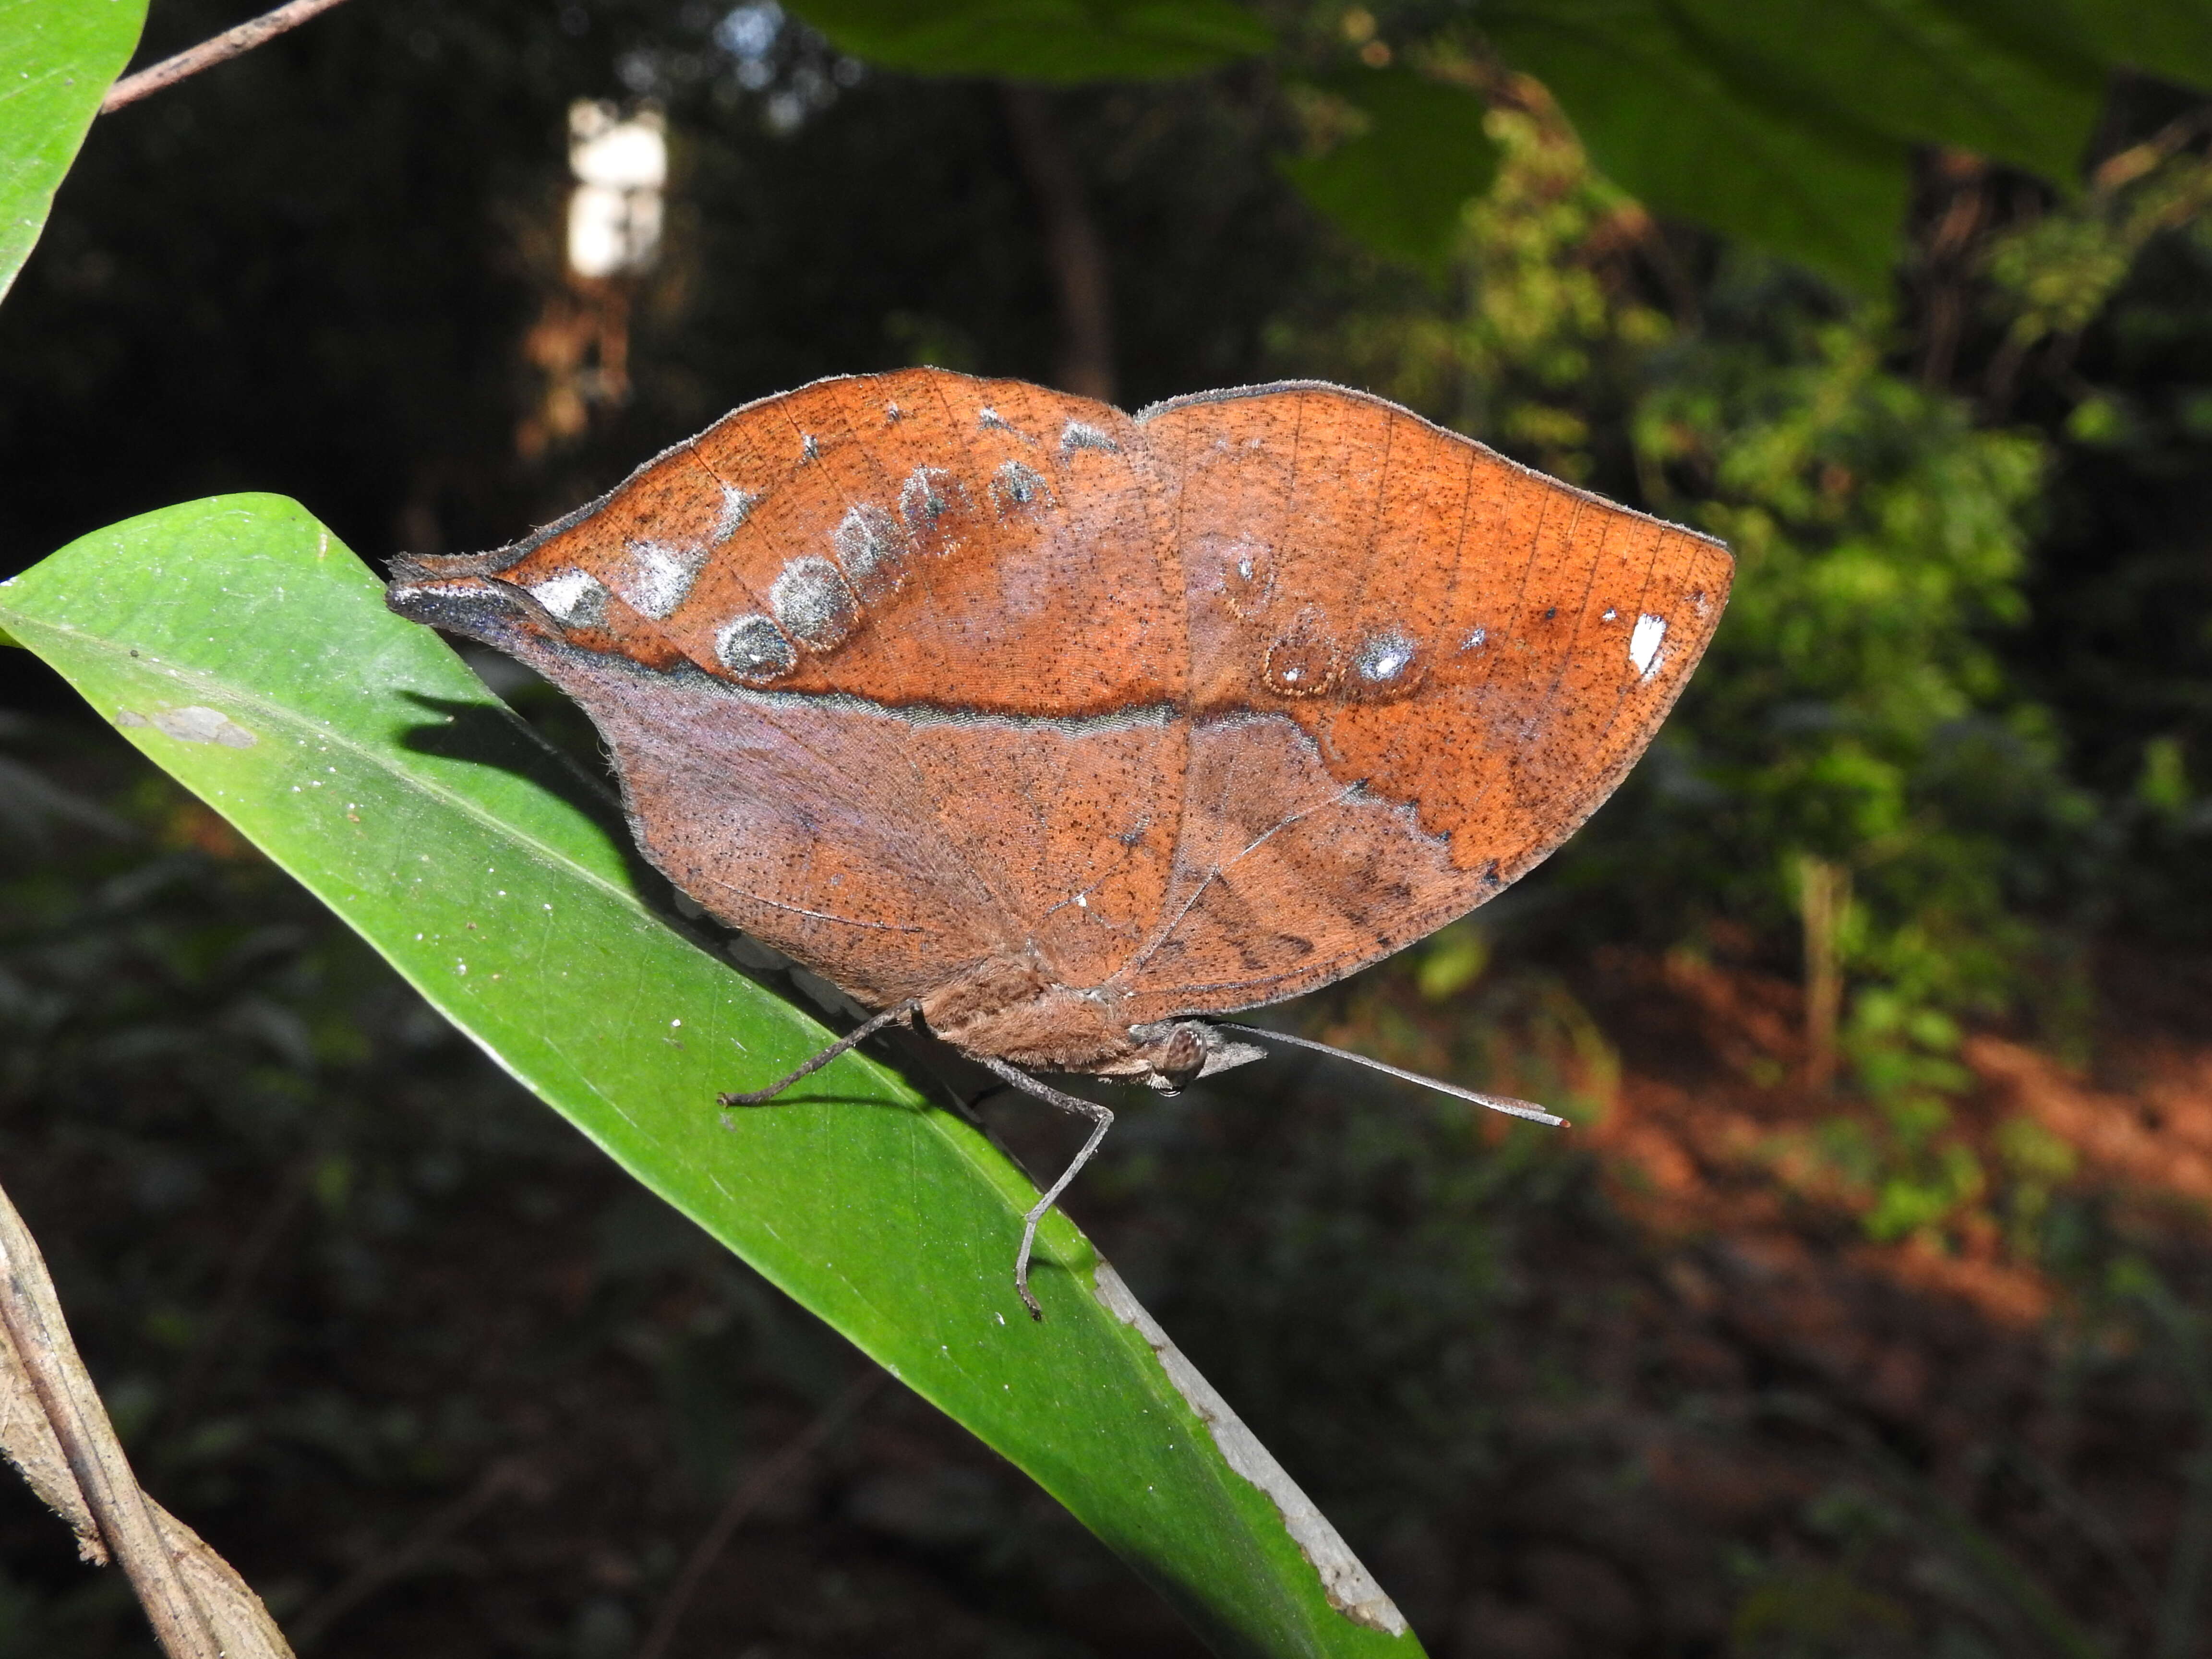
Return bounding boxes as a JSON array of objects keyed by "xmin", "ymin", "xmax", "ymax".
[{"xmin": 1216, "ymin": 1023, "xmax": 1568, "ymax": 1127}]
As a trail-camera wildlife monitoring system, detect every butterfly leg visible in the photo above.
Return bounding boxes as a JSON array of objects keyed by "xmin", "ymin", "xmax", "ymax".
[
  {"xmin": 977, "ymin": 1057, "xmax": 1114, "ymax": 1322},
  {"xmin": 718, "ymin": 1000, "xmax": 922, "ymax": 1106}
]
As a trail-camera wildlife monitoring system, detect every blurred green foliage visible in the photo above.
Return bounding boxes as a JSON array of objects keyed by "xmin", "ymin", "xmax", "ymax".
[
  {"xmin": 783, "ymin": 0, "xmax": 1274, "ymax": 81},
  {"xmin": 784, "ymin": 0, "xmax": 2212, "ymax": 288}
]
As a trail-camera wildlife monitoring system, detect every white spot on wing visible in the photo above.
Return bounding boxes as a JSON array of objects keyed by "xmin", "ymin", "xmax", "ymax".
[
  {"xmin": 770, "ymin": 555, "xmax": 858, "ymax": 650},
  {"xmin": 1630, "ymin": 613, "xmax": 1668, "ymax": 677},
  {"xmin": 712, "ymin": 485, "xmax": 760, "ymax": 544},
  {"xmin": 613, "ymin": 541, "xmax": 708, "ymax": 620},
  {"xmin": 715, "ymin": 613, "xmax": 796, "ymax": 681},
  {"xmin": 527, "ymin": 567, "xmax": 609, "ymax": 626},
  {"xmin": 989, "ymin": 459, "xmax": 1051, "ymax": 516},
  {"xmin": 1352, "ymin": 630, "xmax": 1415, "ymax": 684},
  {"xmin": 1059, "ymin": 420, "xmax": 1118, "ymax": 454}
]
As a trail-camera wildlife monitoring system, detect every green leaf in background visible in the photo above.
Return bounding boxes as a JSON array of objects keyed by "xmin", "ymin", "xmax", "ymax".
[
  {"xmin": 1480, "ymin": 0, "xmax": 2212, "ymax": 293},
  {"xmin": 1281, "ymin": 68, "xmax": 1497, "ymax": 275},
  {"xmin": 0, "ymin": 495, "xmax": 1423, "ymax": 1659},
  {"xmin": 2026, "ymin": 0, "xmax": 2212, "ymax": 94},
  {"xmin": 1667, "ymin": 0, "xmax": 2107, "ymax": 187},
  {"xmin": 0, "ymin": 0, "xmax": 145, "ymax": 303},
  {"xmin": 785, "ymin": 0, "xmax": 1271, "ymax": 81},
  {"xmin": 1485, "ymin": 2, "xmax": 1909, "ymax": 295}
]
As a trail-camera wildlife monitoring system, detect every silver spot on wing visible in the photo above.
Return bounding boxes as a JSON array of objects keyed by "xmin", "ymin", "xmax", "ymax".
[
  {"xmin": 612, "ymin": 541, "xmax": 708, "ymax": 620},
  {"xmin": 1059, "ymin": 420, "xmax": 1119, "ymax": 454},
  {"xmin": 527, "ymin": 568, "xmax": 610, "ymax": 627},
  {"xmin": 771, "ymin": 556, "xmax": 860, "ymax": 651},
  {"xmin": 989, "ymin": 459, "xmax": 1052, "ymax": 517},
  {"xmin": 830, "ymin": 502, "xmax": 912, "ymax": 602},
  {"xmin": 715, "ymin": 614, "xmax": 798, "ymax": 683}
]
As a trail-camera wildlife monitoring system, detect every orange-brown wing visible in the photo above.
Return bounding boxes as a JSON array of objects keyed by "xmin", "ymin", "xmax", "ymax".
[
  {"xmin": 388, "ymin": 368, "xmax": 1191, "ymax": 1007},
  {"xmin": 1110, "ymin": 382, "xmax": 1731, "ymax": 1023}
]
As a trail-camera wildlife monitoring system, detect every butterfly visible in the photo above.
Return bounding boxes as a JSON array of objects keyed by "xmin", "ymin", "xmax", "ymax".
[{"xmin": 388, "ymin": 368, "xmax": 1731, "ymax": 1314}]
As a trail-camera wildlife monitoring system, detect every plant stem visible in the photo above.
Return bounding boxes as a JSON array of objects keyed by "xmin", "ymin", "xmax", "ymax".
[{"xmin": 101, "ymin": 0, "xmax": 359, "ymax": 115}]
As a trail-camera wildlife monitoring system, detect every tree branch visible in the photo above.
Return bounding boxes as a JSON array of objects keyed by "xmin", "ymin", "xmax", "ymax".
[
  {"xmin": 1000, "ymin": 84, "xmax": 1118, "ymax": 406},
  {"xmin": 101, "ymin": 0, "xmax": 360, "ymax": 115}
]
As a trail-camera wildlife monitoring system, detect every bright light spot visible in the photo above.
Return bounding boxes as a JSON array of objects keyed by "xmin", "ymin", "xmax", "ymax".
[
  {"xmin": 715, "ymin": 1, "xmax": 781, "ymax": 60},
  {"xmin": 567, "ymin": 101, "xmax": 666, "ymax": 278}
]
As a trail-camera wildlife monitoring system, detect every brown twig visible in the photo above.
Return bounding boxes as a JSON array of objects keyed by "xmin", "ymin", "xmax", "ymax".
[
  {"xmin": 101, "ymin": 0, "xmax": 360, "ymax": 115},
  {"xmin": 999, "ymin": 84, "xmax": 1118, "ymax": 405},
  {"xmin": 0, "ymin": 1180, "xmax": 225, "ymax": 1658},
  {"xmin": 630, "ymin": 1371, "xmax": 886, "ymax": 1659}
]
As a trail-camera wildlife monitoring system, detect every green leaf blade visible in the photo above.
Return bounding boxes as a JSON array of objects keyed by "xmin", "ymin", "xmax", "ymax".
[
  {"xmin": 1282, "ymin": 70, "xmax": 1499, "ymax": 274},
  {"xmin": 0, "ymin": 0, "xmax": 146, "ymax": 302},
  {"xmin": 1669, "ymin": 0, "xmax": 2106, "ymax": 190},
  {"xmin": 1486, "ymin": 4, "xmax": 1910, "ymax": 294},
  {"xmin": 0, "ymin": 495, "xmax": 1422, "ymax": 1659},
  {"xmin": 785, "ymin": 0, "xmax": 1272, "ymax": 81}
]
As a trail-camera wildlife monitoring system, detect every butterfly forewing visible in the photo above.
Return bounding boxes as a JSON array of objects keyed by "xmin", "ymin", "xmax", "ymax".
[{"xmin": 388, "ymin": 369, "xmax": 1727, "ymax": 1034}]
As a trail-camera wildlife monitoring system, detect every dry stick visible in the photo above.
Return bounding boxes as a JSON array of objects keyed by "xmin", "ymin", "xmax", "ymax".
[
  {"xmin": 630, "ymin": 1371, "xmax": 887, "ymax": 1659},
  {"xmin": 0, "ymin": 1180, "xmax": 224, "ymax": 1659},
  {"xmin": 101, "ymin": 0, "xmax": 360, "ymax": 114}
]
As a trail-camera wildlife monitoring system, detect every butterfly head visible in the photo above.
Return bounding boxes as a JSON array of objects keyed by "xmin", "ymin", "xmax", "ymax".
[{"xmin": 1125, "ymin": 1020, "xmax": 1266, "ymax": 1094}]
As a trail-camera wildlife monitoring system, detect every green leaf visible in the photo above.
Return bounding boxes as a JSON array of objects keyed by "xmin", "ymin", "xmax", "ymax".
[
  {"xmin": 1482, "ymin": 0, "xmax": 2212, "ymax": 290},
  {"xmin": 1667, "ymin": 0, "xmax": 2107, "ymax": 187},
  {"xmin": 0, "ymin": 495, "xmax": 1422, "ymax": 1659},
  {"xmin": 2008, "ymin": 0, "xmax": 2212, "ymax": 94},
  {"xmin": 0, "ymin": 0, "xmax": 146, "ymax": 303},
  {"xmin": 784, "ymin": 0, "xmax": 1271, "ymax": 81},
  {"xmin": 1485, "ymin": 2, "xmax": 1910, "ymax": 294},
  {"xmin": 1281, "ymin": 69, "xmax": 1498, "ymax": 274}
]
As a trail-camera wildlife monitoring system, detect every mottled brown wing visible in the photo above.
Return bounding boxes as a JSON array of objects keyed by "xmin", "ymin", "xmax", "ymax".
[
  {"xmin": 1108, "ymin": 382, "xmax": 1731, "ymax": 1024},
  {"xmin": 389, "ymin": 368, "xmax": 1193, "ymax": 1008}
]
